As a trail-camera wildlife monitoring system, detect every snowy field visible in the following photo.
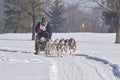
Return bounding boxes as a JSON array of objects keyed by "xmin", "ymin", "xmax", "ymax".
[{"xmin": 0, "ymin": 33, "xmax": 120, "ymax": 80}]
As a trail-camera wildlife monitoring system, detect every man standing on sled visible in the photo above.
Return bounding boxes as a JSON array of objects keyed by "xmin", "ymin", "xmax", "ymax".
[{"xmin": 35, "ymin": 17, "xmax": 52, "ymax": 54}]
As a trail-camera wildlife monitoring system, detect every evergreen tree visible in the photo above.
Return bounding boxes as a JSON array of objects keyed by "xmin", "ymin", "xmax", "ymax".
[
  {"xmin": 0, "ymin": 9, "xmax": 4, "ymax": 33},
  {"xmin": 102, "ymin": 11, "xmax": 118, "ymax": 33},
  {"xmin": 4, "ymin": 0, "xmax": 26, "ymax": 33},
  {"xmin": 46, "ymin": 0, "xmax": 66, "ymax": 32}
]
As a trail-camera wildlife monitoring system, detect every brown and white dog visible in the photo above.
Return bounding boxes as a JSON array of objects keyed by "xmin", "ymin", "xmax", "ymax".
[
  {"xmin": 64, "ymin": 39, "xmax": 69, "ymax": 53},
  {"xmin": 52, "ymin": 38, "xmax": 60, "ymax": 54},
  {"xmin": 57, "ymin": 38, "xmax": 65, "ymax": 57},
  {"xmin": 45, "ymin": 39, "xmax": 53, "ymax": 55}
]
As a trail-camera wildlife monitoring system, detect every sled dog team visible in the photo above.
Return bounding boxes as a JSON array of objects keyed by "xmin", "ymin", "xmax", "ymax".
[{"xmin": 45, "ymin": 38, "xmax": 76, "ymax": 57}]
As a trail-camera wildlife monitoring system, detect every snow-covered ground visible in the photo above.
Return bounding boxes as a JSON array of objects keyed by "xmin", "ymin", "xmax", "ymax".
[{"xmin": 0, "ymin": 33, "xmax": 120, "ymax": 80}]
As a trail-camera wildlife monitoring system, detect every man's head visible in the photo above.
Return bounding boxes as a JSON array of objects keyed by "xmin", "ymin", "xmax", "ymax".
[{"xmin": 41, "ymin": 17, "xmax": 47, "ymax": 26}]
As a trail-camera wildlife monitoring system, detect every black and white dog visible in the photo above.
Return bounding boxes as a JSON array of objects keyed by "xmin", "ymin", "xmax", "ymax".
[
  {"xmin": 68, "ymin": 38, "xmax": 76, "ymax": 56},
  {"xmin": 57, "ymin": 39, "xmax": 65, "ymax": 57}
]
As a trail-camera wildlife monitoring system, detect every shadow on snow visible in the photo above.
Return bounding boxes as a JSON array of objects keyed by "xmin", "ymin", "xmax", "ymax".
[
  {"xmin": 0, "ymin": 49, "xmax": 32, "ymax": 54},
  {"xmin": 75, "ymin": 54, "xmax": 120, "ymax": 79}
]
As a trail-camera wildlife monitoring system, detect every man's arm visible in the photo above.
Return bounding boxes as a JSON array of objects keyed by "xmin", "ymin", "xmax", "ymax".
[
  {"xmin": 46, "ymin": 23, "xmax": 52, "ymax": 38},
  {"xmin": 35, "ymin": 22, "xmax": 40, "ymax": 33}
]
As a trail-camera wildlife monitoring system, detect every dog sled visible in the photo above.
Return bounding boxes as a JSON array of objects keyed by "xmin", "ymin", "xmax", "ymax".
[{"xmin": 34, "ymin": 35, "xmax": 49, "ymax": 55}]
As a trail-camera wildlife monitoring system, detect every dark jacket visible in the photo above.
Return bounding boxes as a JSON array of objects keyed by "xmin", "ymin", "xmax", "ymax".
[{"xmin": 35, "ymin": 22, "xmax": 52, "ymax": 37}]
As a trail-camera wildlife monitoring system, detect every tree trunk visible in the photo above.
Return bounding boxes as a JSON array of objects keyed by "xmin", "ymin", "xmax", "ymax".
[
  {"xmin": 115, "ymin": 19, "xmax": 120, "ymax": 43},
  {"xmin": 31, "ymin": 15, "xmax": 36, "ymax": 40},
  {"xmin": 14, "ymin": 27, "xmax": 17, "ymax": 33},
  {"xmin": 31, "ymin": 6, "xmax": 36, "ymax": 40}
]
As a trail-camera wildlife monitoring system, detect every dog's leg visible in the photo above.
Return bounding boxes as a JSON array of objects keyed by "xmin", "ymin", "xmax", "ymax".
[
  {"xmin": 71, "ymin": 48, "xmax": 76, "ymax": 57},
  {"xmin": 60, "ymin": 50, "xmax": 63, "ymax": 57},
  {"xmin": 70, "ymin": 49, "xmax": 72, "ymax": 55},
  {"xmin": 58, "ymin": 49, "xmax": 62, "ymax": 57},
  {"xmin": 45, "ymin": 47, "xmax": 47, "ymax": 55},
  {"xmin": 57, "ymin": 50, "xmax": 60, "ymax": 57},
  {"xmin": 64, "ymin": 46, "xmax": 67, "ymax": 53}
]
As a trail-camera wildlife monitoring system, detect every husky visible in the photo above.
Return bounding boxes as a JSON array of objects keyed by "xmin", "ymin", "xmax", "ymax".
[
  {"xmin": 64, "ymin": 39, "xmax": 69, "ymax": 53},
  {"xmin": 57, "ymin": 38, "xmax": 65, "ymax": 57},
  {"xmin": 45, "ymin": 39, "xmax": 53, "ymax": 55},
  {"xmin": 52, "ymin": 38, "xmax": 60, "ymax": 54},
  {"xmin": 68, "ymin": 38, "xmax": 76, "ymax": 56}
]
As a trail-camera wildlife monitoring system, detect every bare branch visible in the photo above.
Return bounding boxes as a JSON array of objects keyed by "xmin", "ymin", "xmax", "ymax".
[{"xmin": 93, "ymin": 0, "xmax": 112, "ymax": 11}]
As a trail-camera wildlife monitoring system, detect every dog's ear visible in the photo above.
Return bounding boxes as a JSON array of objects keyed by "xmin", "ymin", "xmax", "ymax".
[{"xmin": 65, "ymin": 39, "xmax": 68, "ymax": 43}]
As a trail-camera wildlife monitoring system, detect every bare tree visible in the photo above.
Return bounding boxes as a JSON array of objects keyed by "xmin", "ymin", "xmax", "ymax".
[{"xmin": 64, "ymin": 3, "xmax": 106, "ymax": 33}]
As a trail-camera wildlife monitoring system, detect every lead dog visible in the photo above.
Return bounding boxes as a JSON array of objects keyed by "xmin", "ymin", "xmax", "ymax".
[{"xmin": 68, "ymin": 38, "xmax": 76, "ymax": 56}]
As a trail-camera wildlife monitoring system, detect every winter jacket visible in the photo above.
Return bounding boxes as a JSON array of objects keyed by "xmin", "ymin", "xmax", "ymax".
[{"xmin": 35, "ymin": 22, "xmax": 52, "ymax": 37}]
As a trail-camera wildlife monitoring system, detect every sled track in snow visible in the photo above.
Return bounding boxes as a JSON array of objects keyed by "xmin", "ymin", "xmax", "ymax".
[
  {"xmin": 60, "ymin": 57, "xmax": 84, "ymax": 80},
  {"xmin": 48, "ymin": 55, "xmax": 114, "ymax": 80},
  {"xmin": 67, "ymin": 56, "xmax": 109, "ymax": 80},
  {"xmin": 48, "ymin": 57, "xmax": 84, "ymax": 80},
  {"xmin": 76, "ymin": 54, "xmax": 120, "ymax": 79},
  {"xmin": 72, "ymin": 57, "xmax": 106, "ymax": 80},
  {"xmin": 47, "ymin": 52, "xmax": 120, "ymax": 80}
]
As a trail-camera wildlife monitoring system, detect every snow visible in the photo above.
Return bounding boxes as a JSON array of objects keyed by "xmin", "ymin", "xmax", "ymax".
[
  {"xmin": 49, "ymin": 58, "xmax": 58, "ymax": 80},
  {"xmin": 0, "ymin": 33, "xmax": 120, "ymax": 80}
]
